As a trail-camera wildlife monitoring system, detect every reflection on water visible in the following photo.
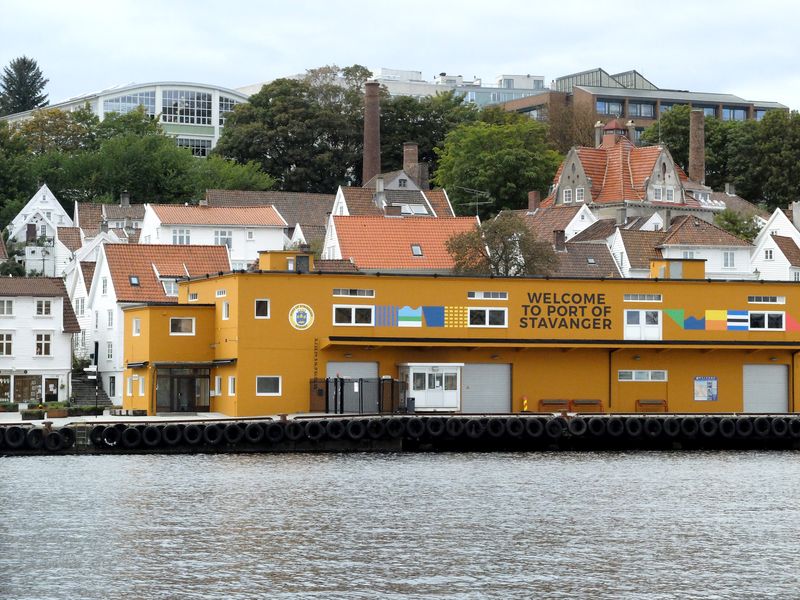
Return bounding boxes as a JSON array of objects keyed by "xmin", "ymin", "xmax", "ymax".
[{"xmin": 1, "ymin": 452, "xmax": 799, "ymax": 599}]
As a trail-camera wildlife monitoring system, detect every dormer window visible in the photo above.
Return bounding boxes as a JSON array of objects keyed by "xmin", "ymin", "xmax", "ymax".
[
  {"xmin": 398, "ymin": 178, "xmax": 408, "ymax": 188},
  {"xmin": 654, "ymin": 187, "xmax": 663, "ymax": 201},
  {"xmin": 666, "ymin": 188, "xmax": 675, "ymax": 202},
  {"xmin": 562, "ymin": 189, "xmax": 573, "ymax": 204},
  {"xmin": 162, "ymin": 279, "xmax": 178, "ymax": 297},
  {"xmin": 575, "ymin": 188, "xmax": 585, "ymax": 203},
  {"xmin": 411, "ymin": 244, "xmax": 423, "ymax": 257}
]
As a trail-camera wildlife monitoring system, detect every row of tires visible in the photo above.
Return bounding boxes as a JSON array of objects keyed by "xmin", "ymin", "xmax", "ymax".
[
  {"xmin": 88, "ymin": 414, "xmax": 800, "ymax": 450},
  {"xmin": 0, "ymin": 426, "xmax": 76, "ymax": 451}
]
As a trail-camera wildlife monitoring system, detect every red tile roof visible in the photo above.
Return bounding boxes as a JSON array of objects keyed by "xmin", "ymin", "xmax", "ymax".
[
  {"xmin": 315, "ymin": 259, "xmax": 360, "ymax": 273},
  {"xmin": 150, "ymin": 205, "xmax": 287, "ymax": 227},
  {"xmin": 0, "ymin": 277, "xmax": 80, "ymax": 332},
  {"xmin": 80, "ymin": 262, "xmax": 96, "ymax": 288},
  {"xmin": 659, "ymin": 215, "xmax": 751, "ymax": 247},
  {"xmin": 514, "ymin": 206, "xmax": 581, "ymax": 242},
  {"xmin": 772, "ymin": 235, "xmax": 800, "ymax": 267},
  {"xmin": 57, "ymin": 227, "xmax": 82, "ymax": 252},
  {"xmin": 340, "ymin": 188, "xmax": 383, "ymax": 216},
  {"xmin": 555, "ymin": 243, "xmax": 621, "ymax": 278},
  {"xmin": 619, "ymin": 230, "xmax": 666, "ymax": 270},
  {"xmin": 542, "ymin": 136, "xmax": 689, "ymax": 207},
  {"xmin": 104, "ymin": 245, "xmax": 231, "ymax": 303},
  {"xmin": 423, "ymin": 189, "xmax": 455, "ymax": 217},
  {"xmin": 332, "ymin": 216, "xmax": 478, "ymax": 272}
]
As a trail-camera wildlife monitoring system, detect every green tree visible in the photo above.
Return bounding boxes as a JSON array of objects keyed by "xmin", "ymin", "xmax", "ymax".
[
  {"xmin": 754, "ymin": 109, "xmax": 800, "ymax": 209},
  {"xmin": 433, "ymin": 120, "xmax": 562, "ymax": 217},
  {"xmin": 0, "ymin": 56, "xmax": 49, "ymax": 116},
  {"xmin": 191, "ymin": 155, "xmax": 274, "ymax": 194},
  {"xmin": 97, "ymin": 106, "xmax": 162, "ymax": 140},
  {"xmin": 446, "ymin": 211, "xmax": 557, "ymax": 276},
  {"xmin": 14, "ymin": 106, "xmax": 99, "ymax": 154},
  {"xmin": 713, "ymin": 209, "xmax": 760, "ymax": 242},
  {"xmin": 641, "ymin": 104, "xmax": 692, "ymax": 170}
]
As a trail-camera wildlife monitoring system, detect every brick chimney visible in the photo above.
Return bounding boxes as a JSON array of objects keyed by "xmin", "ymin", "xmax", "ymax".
[
  {"xmin": 362, "ymin": 81, "xmax": 381, "ymax": 184},
  {"xmin": 626, "ymin": 120, "xmax": 636, "ymax": 144},
  {"xmin": 553, "ymin": 230, "xmax": 566, "ymax": 252},
  {"xmin": 689, "ymin": 109, "xmax": 705, "ymax": 184},
  {"xmin": 403, "ymin": 142, "xmax": 419, "ymax": 185},
  {"xmin": 528, "ymin": 191, "xmax": 540, "ymax": 212}
]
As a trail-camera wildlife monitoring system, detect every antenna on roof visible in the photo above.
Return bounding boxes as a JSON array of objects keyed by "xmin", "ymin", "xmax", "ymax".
[{"xmin": 451, "ymin": 186, "xmax": 493, "ymax": 216}]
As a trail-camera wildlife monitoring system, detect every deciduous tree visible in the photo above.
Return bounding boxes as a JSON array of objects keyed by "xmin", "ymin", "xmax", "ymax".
[{"xmin": 446, "ymin": 211, "xmax": 557, "ymax": 276}]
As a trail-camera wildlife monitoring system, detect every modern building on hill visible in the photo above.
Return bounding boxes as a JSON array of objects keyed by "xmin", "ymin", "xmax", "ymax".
[
  {"xmin": 2, "ymin": 82, "xmax": 249, "ymax": 156},
  {"xmin": 500, "ymin": 68, "xmax": 788, "ymax": 143},
  {"xmin": 122, "ymin": 251, "xmax": 800, "ymax": 418}
]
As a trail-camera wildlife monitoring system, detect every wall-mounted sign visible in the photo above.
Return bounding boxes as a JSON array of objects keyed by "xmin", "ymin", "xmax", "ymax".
[
  {"xmin": 694, "ymin": 376, "xmax": 718, "ymax": 401},
  {"xmin": 289, "ymin": 304, "xmax": 315, "ymax": 331}
]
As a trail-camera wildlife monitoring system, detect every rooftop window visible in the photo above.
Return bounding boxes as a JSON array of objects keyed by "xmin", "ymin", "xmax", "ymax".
[{"xmin": 411, "ymin": 244, "xmax": 423, "ymax": 257}]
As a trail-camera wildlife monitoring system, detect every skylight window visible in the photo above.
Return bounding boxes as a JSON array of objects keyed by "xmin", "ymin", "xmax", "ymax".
[
  {"xmin": 411, "ymin": 244, "xmax": 423, "ymax": 257},
  {"xmin": 129, "ymin": 275, "xmax": 140, "ymax": 286}
]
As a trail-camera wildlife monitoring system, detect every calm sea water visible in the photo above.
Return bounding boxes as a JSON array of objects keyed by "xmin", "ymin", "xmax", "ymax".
[{"xmin": 1, "ymin": 451, "xmax": 799, "ymax": 599}]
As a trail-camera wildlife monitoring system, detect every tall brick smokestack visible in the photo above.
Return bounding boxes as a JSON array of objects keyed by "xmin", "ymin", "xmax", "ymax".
[
  {"xmin": 689, "ymin": 109, "xmax": 705, "ymax": 184},
  {"xmin": 362, "ymin": 81, "xmax": 381, "ymax": 184}
]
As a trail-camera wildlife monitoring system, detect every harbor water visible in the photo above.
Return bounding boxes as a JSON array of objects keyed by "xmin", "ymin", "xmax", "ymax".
[{"xmin": 1, "ymin": 451, "xmax": 799, "ymax": 599}]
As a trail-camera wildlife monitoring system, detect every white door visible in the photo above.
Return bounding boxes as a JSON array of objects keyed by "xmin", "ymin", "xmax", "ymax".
[
  {"xmin": 409, "ymin": 366, "xmax": 460, "ymax": 410},
  {"xmin": 743, "ymin": 364, "xmax": 788, "ymax": 413}
]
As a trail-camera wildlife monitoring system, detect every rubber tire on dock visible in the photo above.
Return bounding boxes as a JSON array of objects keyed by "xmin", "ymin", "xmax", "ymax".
[
  {"xmin": 325, "ymin": 420, "xmax": 345, "ymax": 441},
  {"xmin": 525, "ymin": 417, "xmax": 545, "ymax": 439},
  {"xmin": 568, "ymin": 417, "xmax": 588, "ymax": 437},
  {"xmin": 142, "ymin": 425, "xmax": 162, "ymax": 447},
  {"xmin": 662, "ymin": 418, "xmax": 681, "ymax": 438},
  {"xmin": 788, "ymin": 418, "xmax": 800, "ymax": 439},
  {"xmin": 384, "ymin": 418, "xmax": 405, "ymax": 439},
  {"xmin": 59, "ymin": 427, "xmax": 76, "ymax": 449},
  {"xmin": 753, "ymin": 417, "xmax": 771, "ymax": 437},
  {"xmin": 203, "ymin": 424, "xmax": 224, "ymax": 446},
  {"xmin": 244, "ymin": 423, "xmax": 265, "ymax": 443},
  {"xmin": 735, "ymin": 417, "xmax": 754, "ymax": 439},
  {"xmin": 770, "ymin": 417, "xmax": 788, "ymax": 438},
  {"xmin": 121, "ymin": 427, "xmax": 142, "ymax": 449},
  {"xmin": 183, "ymin": 424, "xmax": 203, "ymax": 446},
  {"xmin": 718, "ymin": 418, "xmax": 736, "ymax": 439},
  {"xmin": 587, "ymin": 417, "xmax": 606, "ymax": 437},
  {"xmin": 89, "ymin": 425, "xmax": 106, "ymax": 447},
  {"xmin": 43, "ymin": 430, "xmax": 63, "ymax": 452},
  {"xmin": 545, "ymin": 418, "xmax": 566, "ymax": 439},
  {"xmin": 346, "ymin": 419, "xmax": 366, "ymax": 441},
  {"xmin": 304, "ymin": 421, "xmax": 326, "ymax": 441},
  {"xmin": 464, "ymin": 418, "xmax": 485, "ymax": 439},
  {"xmin": 224, "ymin": 423, "xmax": 245, "ymax": 445},
  {"xmin": 487, "ymin": 418, "xmax": 507, "ymax": 439},
  {"xmin": 265, "ymin": 422, "xmax": 285, "ymax": 443},
  {"xmin": 284, "ymin": 421, "xmax": 306, "ymax": 442},
  {"xmin": 445, "ymin": 417, "xmax": 465, "ymax": 438},
  {"xmin": 606, "ymin": 417, "xmax": 625, "ymax": 438},
  {"xmin": 406, "ymin": 417, "xmax": 426, "ymax": 439},
  {"xmin": 699, "ymin": 417, "xmax": 718, "ymax": 438},
  {"xmin": 643, "ymin": 418, "xmax": 663, "ymax": 438},
  {"xmin": 624, "ymin": 417, "xmax": 644, "ymax": 438},
  {"xmin": 425, "ymin": 417, "xmax": 446, "ymax": 438},
  {"xmin": 506, "ymin": 417, "xmax": 524, "ymax": 438},
  {"xmin": 366, "ymin": 418, "xmax": 386, "ymax": 440},
  {"xmin": 680, "ymin": 417, "xmax": 699, "ymax": 438},
  {"xmin": 5, "ymin": 426, "xmax": 26, "ymax": 449},
  {"xmin": 162, "ymin": 424, "xmax": 182, "ymax": 445},
  {"xmin": 102, "ymin": 426, "xmax": 121, "ymax": 447}
]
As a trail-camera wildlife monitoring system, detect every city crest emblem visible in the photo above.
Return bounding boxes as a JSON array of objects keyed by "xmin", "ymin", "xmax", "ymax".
[{"xmin": 289, "ymin": 303, "xmax": 314, "ymax": 330}]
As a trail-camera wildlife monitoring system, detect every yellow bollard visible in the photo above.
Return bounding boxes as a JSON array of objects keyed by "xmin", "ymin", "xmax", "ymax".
[{"xmin": 522, "ymin": 395, "xmax": 528, "ymax": 412}]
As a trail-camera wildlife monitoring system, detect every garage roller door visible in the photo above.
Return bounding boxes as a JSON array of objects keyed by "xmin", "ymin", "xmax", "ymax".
[
  {"xmin": 326, "ymin": 362, "xmax": 378, "ymax": 379},
  {"xmin": 743, "ymin": 364, "xmax": 788, "ymax": 413},
  {"xmin": 462, "ymin": 364, "xmax": 511, "ymax": 413},
  {"xmin": 326, "ymin": 362, "xmax": 379, "ymax": 413}
]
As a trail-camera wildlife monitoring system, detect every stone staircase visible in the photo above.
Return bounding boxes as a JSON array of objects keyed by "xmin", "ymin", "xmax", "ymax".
[{"xmin": 71, "ymin": 374, "xmax": 113, "ymax": 407}]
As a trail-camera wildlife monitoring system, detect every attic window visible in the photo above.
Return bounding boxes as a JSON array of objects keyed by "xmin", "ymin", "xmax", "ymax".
[
  {"xmin": 398, "ymin": 178, "xmax": 408, "ymax": 188},
  {"xmin": 587, "ymin": 258, "xmax": 596, "ymax": 265},
  {"xmin": 129, "ymin": 275, "xmax": 140, "ymax": 286},
  {"xmin": 411, "ymin": 244, "xmax": 423, "ymax": 257}
]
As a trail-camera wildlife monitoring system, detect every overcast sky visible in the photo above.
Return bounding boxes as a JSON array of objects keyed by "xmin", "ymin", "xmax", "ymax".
[{"xmin": 1, "ymin": 0, "xmax": 798, "ymax": 110}]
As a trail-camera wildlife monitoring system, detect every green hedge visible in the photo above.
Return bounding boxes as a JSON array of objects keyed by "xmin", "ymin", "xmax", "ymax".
[
  {"xmin": 0, "ymin": 402, "xmax": 19, "ymax": 412},
  {"xmin": 67, "ymin": 406, "xmax": 105, "ymax": 417},
  {"xmin": 20, "ymin": 409, "xmax": 45, "ymax": 420}
]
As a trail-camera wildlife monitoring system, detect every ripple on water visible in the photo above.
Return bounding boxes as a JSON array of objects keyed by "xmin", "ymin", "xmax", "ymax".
[{"xmin": 1, "ymin": 451, "xmax": 799, "ymax": 599}]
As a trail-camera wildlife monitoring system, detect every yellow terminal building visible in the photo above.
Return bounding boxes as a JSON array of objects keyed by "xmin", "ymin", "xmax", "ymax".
[{"xmin": 122, "ymin": 251, "xmax": 800, "ymax": 417}]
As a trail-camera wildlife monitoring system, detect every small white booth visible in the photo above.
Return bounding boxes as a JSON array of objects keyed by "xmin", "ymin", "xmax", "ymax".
[{"xmin": 398, "ymin": 363, "xmax": 463, "ymax": 411}]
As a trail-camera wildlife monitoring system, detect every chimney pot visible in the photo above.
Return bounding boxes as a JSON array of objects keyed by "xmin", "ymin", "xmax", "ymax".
[
  {"xmin": 594, "ymin": 121, "xmax": 604, "ymax": 148},
  {"xmin": 120, "ymin": 191, "xmax": 130, "ymax": 207},
  {"xmin": 724, "ymin": 182, "xmax": 735, "ymax": 196},
  {"xmin": 616, "ymin": 207, "xmax": 627, "ymax": 227},
  {"xmin": 528, "ymin": 191, "xmax": 541, "ymax": 212}
]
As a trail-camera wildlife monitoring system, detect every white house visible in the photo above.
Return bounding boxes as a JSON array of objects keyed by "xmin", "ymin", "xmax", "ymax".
[
  {"xmin": 751, "ymin": 208, "xmax": 800, "ymax": 280},
  {"xmin": 139, "ymin": 203, "xmax": 287, "ymax": 270},
  {"xmin": 87, "ymin": 244, "xmax": 230, "ymax": 402},
  {"xmin": 64, "ymin": 260, "xmax": 96, "ymax": 360},
  {"xmin": 0, "ymin": 278, "xmax": 80, "ymax": 404}
]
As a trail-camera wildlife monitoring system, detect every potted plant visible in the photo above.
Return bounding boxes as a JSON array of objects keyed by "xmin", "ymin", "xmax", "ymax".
[
  {"xmin": 46, "ymin": 402, "xmax": 68, "ymax": 418},
  {"xmin": 20, "ymin": 408, "xmax": 45, "ymax": 420},
  {"xmin": 0, "ymin": 402, "xmax": 18, "ymax": 413}
]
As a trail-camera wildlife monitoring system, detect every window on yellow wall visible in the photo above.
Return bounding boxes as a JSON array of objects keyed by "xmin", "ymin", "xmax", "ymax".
[
  {"xmin": 127, "ymin": 377, "xmax": 133, "ymax": 396},
  {"xmin": 215, "ymin": 376, "xmax": 222, "ymax": 396},
  {"xmin": 228, "ymin": 376, "xmax": 236, "ymax": 396},
  {"xmin": 222, "ymin": 301, "xmax": 230, "ymax": 320},
  {"xmin": 139, "ymin": 376, "xmax": 145, "ymax": 396},
  {"xmin": 132, "ymin": 318, "xmax": 141, "ymax": 336}
]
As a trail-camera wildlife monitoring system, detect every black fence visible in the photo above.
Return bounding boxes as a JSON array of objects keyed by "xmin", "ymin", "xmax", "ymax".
[{"xmin": 309, "ymin": 378, "xmax": 408, "ymax": 414}]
